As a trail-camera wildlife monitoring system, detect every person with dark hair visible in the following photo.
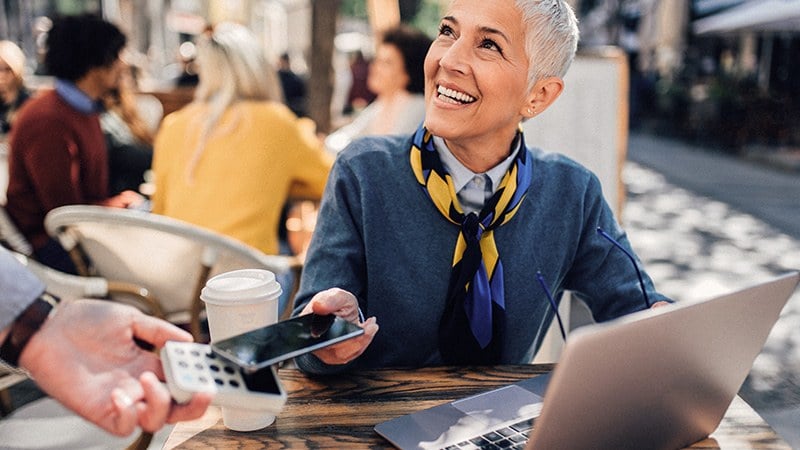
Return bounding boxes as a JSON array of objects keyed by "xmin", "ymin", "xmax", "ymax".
[
  {"xmin": 5, "ymin": 14, "xmax": 144, "ymax": 273},
  {"xmin": 101, "ymin": 66, "xmax": 155, "ymax": 195},
  {"xmin": 325, "ymin": 25, "xmax": 433, "ymax": 153},
  {"xmin": 277, "ymin": 52, "xmax": 308, "ymax": 117},
  {"xmin": 344, "ymin": 50, "xmax": 375, "ymax": 114}
]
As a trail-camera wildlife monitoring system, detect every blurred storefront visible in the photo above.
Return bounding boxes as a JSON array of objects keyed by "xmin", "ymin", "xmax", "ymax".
[
  {"xmin": 112, "ymin": 0, "xmax": 313, "ymax": 90},
  {"xmin": 6, "ymin": 0, "xmax": 792, "ymax": 151},
  {"xmin": 577, "ymin": 0, "xmax": 800, "ymax": 152},
  {"xmin": 0, "ymin": 0, "xmax": 313, "ymax": 89}
]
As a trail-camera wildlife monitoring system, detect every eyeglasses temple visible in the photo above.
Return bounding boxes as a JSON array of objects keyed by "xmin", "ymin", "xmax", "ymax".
[
  {"xmin": 596, "ymin": 227, "xmax": 652, "ymax": 308},
  {"xmin": 536, "ymin": 271, "xmax": 567, "ymax": 342}
]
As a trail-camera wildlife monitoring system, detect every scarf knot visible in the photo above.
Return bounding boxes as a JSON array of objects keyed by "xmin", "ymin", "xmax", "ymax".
[
  {"xmin": 409, "ymin": 126, "xmax": 532, "ymax": 364},
  {"xmin": 462, "ymin": 213, "xmax": 483, "ymax": 243}
]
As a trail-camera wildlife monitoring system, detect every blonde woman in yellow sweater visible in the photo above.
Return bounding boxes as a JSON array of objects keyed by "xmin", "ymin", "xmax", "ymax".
[{"xmin": 151, "ymin": 22, "xmax": 332, "ymax": 256}]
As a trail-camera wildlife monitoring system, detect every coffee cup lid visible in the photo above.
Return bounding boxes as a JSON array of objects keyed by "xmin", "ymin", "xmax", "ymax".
[{"xmin": 201, "ymin": 269, "xmax": 282, "ymax": 305}]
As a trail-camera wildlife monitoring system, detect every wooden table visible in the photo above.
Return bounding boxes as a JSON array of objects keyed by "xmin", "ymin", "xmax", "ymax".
[{"xmin": 164, "ymin": 365, "xmax": 789, "ymax": 449}]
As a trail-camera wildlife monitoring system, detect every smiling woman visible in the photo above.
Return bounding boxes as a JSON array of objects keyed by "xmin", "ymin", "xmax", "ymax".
[
  {"xmin": 291, "ymin": 0, "xmax": 670, "ymax": 373},
  {"xmin": 422, "ymin": 1, "xmax": 565, "ymax": 172}
]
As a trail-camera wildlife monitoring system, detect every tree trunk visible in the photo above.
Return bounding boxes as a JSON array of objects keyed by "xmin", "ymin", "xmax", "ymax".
[{"xmin": 309, "ymin": 0, "xmax": 341, "ymax": 134}]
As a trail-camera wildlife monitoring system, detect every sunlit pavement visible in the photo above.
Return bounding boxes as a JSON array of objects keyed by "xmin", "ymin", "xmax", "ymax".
[{"xmin": 624, "ymin": 133, "xmax": 800, "ymax": 448}]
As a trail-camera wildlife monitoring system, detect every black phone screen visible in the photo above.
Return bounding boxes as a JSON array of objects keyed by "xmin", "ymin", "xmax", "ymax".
[
  {"xmin": 241, "ymin": 366, "xmax": 282, "ymax": 394},
  {"xmin": 211, "ymin": 314, "xmax": 364, "ymax": 372}
]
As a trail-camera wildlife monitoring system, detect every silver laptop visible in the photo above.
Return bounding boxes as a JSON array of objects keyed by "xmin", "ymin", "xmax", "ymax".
[{"xmin": 375, "ymin": 272, "xmax": 800, "ymax": 450}]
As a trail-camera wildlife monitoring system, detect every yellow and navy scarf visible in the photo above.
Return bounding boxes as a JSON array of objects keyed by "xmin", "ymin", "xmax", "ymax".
[{"xmin": 410, "ymin": 126, "xmax": 531, "ymax": 364}]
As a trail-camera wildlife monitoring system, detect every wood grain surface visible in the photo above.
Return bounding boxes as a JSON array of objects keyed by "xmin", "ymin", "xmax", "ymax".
[{"xmin": 164, "ymin": 365, "xmax": 789, "ymax": 449}]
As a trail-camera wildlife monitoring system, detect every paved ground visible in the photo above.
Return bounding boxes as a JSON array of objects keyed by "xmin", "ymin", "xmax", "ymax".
[
  {"xmin": 627, "ymin": 132, "xmax": 800, "ymax": 240},
  {"xmin": 626, "ymin": 131, "xmax": 800, "ymax": 448}
]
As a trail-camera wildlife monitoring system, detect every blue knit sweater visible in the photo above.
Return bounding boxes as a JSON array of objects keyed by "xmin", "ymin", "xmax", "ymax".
[{"xmin": 293, "ymin": 134, "xmax": 667, "ymax": 373}]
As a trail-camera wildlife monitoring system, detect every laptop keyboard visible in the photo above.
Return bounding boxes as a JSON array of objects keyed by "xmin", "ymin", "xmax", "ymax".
[{"xmin": 440, "ymin": 417, "xmax": 536, "ymax": 450}]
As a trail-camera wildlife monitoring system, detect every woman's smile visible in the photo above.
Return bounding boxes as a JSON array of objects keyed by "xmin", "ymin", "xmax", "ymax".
[{"xmin": 435, "ymin": 84, "xmax": 477, "ymax": 105}]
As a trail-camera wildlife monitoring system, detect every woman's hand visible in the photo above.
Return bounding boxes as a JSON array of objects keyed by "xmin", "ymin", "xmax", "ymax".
[
  {"xmin": 100, "ymin": 190, "xmax": 146, "ymax": 209},
  {"xmin": 300, "ymin": 288, "xmax": 379, "ymax": 365}
]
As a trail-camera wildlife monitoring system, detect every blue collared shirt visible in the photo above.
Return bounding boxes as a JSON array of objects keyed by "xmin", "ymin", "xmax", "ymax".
[
  {"xmin": 0, "ymin": 248, "xmax": 45, "ymax": 334},
  {"xmin": 54, "ymin": 79, "xmax": 104, "ymax": 114},
  {"xmin": 433, "ymin": 136, "xmax": 520, "ymax": 215}
]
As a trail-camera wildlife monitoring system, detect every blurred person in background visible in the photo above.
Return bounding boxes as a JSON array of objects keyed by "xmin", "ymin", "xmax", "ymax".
[
  {"xmin": 151, "ymin": 22, "xmax": 332, "ymax": 258},
  {"xmin": 0, "ymin": 40, "xmax": 31, "ymax": 137},
  {"xmin": 5, "ymin": 14, "xmax": 145, "ymax": 274},
  {"xmin": 277, "ymin": 52, "xmax": 308, "ymax": 118},
  {"xmin": 344, "ymin": 50, "xmax": 375, "ymax": 114},
  {"xmin": 101, "ymin": 65, "xmax": 155, "ymax": 196},
  {"xmin": 326, "ymin": 25, "xmax": 433, "ymax": 153}
]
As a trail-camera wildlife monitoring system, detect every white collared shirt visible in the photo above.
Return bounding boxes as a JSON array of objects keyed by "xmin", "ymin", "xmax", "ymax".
[{"xmin": 433, "ymin": 136, "xmax": 520, "ymax": 215}]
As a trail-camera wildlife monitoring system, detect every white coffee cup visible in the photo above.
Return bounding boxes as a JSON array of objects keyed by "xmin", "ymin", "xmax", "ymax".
[{"xmin": 201, "ymin": 269, "xmax": 283, "ymax": 431}]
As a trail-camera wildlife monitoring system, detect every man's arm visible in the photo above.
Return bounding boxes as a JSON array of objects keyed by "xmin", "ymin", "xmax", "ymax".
[
  {"xmin": 0, "ymin": 248, "xmax": 46, "ymax": 337},
  {"xmin": 0, "ymin": 247, "xmax": 210, "ymax": 436},
  {"xmin": 19, "ymin": 299, "xmax": 211, "ymax": 436}
]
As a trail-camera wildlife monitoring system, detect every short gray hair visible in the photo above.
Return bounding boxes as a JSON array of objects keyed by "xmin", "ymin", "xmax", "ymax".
[{"xmin": 515, "ymin": 0, "xmax": 580, "ymax": 88}]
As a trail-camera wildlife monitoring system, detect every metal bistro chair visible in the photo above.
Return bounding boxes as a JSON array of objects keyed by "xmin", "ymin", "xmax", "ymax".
[
  {"xmin": 0, "ymin": 203, "xmax": 33, "ymax": 257},
  {"xmin": 44, "ymin": 205, "xmax": 303, "ymax": 341}
]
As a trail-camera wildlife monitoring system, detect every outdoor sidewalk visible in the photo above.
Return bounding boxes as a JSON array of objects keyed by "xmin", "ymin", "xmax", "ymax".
[
  {"xmin": 627, "ymin": 132, "xmax": 800, "ymax": 240},
  {"xmin": 625, "ymin": 131, "xmax": 800, "ymax": 448}
]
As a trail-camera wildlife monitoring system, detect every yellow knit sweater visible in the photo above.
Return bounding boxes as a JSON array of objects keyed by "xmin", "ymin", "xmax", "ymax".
[{"xmin": 151, "ymin": 101, "xmax": 332, "ymax": 254}]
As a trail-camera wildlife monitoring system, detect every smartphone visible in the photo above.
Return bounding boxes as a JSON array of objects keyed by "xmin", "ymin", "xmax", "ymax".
[{"xmin": 211, "ymin": 314, "xmax": 364, "ymax": 373}]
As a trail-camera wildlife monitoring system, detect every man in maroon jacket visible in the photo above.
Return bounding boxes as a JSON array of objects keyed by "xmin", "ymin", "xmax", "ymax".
[{"xmin": 6, "ymin": 14, "xmax": 143, "ymax": 273}]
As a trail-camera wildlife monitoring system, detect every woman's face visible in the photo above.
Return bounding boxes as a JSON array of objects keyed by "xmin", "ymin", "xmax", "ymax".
[
  {"xmin": 368, "ymin": 43, "xmax": 410, "ymax": 97},
  {"xmin": 0, "ymin": 58, "xmax": 19, "ymax": 96},
  {"xmin": 424, "ymin": 0, "xmax": 531, "ymax": 149}
]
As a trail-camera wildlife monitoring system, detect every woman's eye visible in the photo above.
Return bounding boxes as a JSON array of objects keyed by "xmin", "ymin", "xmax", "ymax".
[
  {"xmin": 438, "ymin": 24, "xmax": 454, "ymax": 37},
  {"xmin": 480, "ymin": 39, "xmax": 502, "ymax": 53}
]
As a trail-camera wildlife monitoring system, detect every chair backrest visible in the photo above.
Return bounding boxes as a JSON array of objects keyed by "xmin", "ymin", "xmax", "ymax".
[
  {"xmin": 9, "ymin": 250, "xmax": 109, "ymax": 300},
  {"xmin": 44, "ymin": 205, "xmax": 299, "ymax": 325},
  {"xmin": 0, "ymin": 204, "xmax": 33, "ymax": 256},
  {"xmin": 522, "ymin": 47, "xmax": 629, "ymax": 216}
]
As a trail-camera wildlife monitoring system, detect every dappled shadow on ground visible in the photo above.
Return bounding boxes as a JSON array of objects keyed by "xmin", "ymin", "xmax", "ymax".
[{"xmin": 623, "ymin": 162, "xmax": 800, "ymax": 412}]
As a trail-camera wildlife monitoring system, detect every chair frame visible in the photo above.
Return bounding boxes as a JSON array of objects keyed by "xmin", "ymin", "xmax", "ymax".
[
  {"xmin": 0, "ymin": 204, "xmax": 33, "ymax": 256},
  {"xmin": 0, "ymin": 371, "xmax": 28, "ymax": 417},
  {"xmin": 44, "ymin": 205, "xmax": 302, "ymax": 340}
]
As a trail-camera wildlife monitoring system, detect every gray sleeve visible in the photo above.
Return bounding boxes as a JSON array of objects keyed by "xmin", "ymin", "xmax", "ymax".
[
  {"xmin": 0, "ymin": 248, "xmax": 46, "ymax": 332},
  {"xmin": 563, "ymin": 172, "xmax": 670, "ymax": 321},
  {"xmin": 291, "ymin": 148, "xmax": 369, "ymax": 375}
]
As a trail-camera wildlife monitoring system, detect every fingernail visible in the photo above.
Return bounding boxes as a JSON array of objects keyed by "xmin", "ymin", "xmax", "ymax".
[{"xmin": 112, "ymin": 389, "xmax": 134, "ymax": 409}]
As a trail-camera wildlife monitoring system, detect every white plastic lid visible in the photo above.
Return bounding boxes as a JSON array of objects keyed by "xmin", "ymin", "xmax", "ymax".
[{"xmin": 200, "ymin": 269, "xmax": 282, "ymax": 306}]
